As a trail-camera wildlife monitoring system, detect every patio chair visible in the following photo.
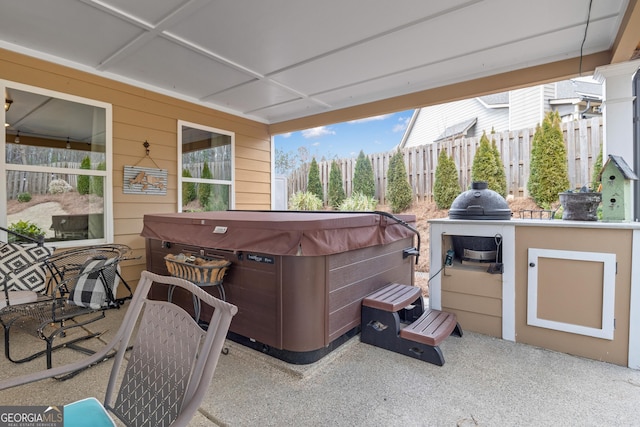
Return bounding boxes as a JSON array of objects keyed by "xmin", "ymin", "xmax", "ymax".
[
  {"xmin": 0, "ymin": 271, "xmax": 238, "ymax": 427},
  {"xmin": 0, "ymin": 225, "xmax": 54, "ymax": 310},
  {"xmin": 0, "ymin": 242, "xmax": 135, "ymax": 370}
]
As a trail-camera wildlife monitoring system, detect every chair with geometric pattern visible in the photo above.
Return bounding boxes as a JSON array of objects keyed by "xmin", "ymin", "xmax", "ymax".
[
  {"xmin": 0, "ymin": 270, "xmax": 238, "ymax": 427},
  {"xmin": 0, "ymin": 241, "xmax": 135, "ymax": 370}
]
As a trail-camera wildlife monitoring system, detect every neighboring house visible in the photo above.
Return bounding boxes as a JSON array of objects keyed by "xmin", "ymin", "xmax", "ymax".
[{"xmin": 400, "ymin": 79, "xmax": 602, "ymax": 148}]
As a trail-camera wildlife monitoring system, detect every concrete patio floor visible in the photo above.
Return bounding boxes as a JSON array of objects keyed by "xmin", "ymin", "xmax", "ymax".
[{"xmin": 1, "ymin": 303, "xmax": 640, "ymax": 426}]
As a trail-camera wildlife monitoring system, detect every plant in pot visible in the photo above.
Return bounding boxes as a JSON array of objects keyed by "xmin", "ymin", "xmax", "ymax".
[
  {"xmin": 7, "ymin": 220, "xmax": 46, "ymax": 244},
  {"xmin": 558, "ymin": 186, "xmax": 602, "ymax": 221}
]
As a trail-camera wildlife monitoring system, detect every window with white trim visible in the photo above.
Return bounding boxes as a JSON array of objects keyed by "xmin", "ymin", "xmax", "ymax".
[
  {"xmin": 1, "ymin": 82, "xmax": 112, "ymax": 246},
  {"xmin": 178, "ymin": 121, "xmax": 234, "ymax": 212}
]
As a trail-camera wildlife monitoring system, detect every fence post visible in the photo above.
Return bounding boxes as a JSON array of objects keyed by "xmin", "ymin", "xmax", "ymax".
[{"xmin": 284, "ymin": 118, "xmax": 603, "ymax": 205}]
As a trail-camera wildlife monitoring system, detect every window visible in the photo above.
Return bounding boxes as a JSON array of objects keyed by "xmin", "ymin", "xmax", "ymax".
[
  {"xmin": 178, "ymin": 121, "xmax": 234, "ymax": 212},
  {"xmin": 1, "ymin": 82, "xmax": 112, "ymax": 247}
]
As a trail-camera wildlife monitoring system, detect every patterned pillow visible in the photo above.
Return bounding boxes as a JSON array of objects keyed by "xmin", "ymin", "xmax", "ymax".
[
  {"xmin": 68, "ymin": 257, "xmax": 120, "ymax": 309},
  {"xmin": 0, "ymin": 242, "xmax": 54, "ymax": 293}
]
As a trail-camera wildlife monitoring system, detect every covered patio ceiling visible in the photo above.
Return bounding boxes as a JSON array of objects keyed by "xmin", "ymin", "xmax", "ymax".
[{"xmin": 1, "ymin": 0, "xmax": 639, "ymax": 134}]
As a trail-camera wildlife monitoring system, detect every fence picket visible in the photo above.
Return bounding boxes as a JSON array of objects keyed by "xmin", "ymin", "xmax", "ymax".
[{"xmin": 287, "ymin": 118, "xmax": 603, "ymax": 203}]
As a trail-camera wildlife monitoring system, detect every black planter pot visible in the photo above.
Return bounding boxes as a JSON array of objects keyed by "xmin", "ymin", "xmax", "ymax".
[{"xmin": 559, "ymin": 192, "xmax": 602, "ymax": 221}]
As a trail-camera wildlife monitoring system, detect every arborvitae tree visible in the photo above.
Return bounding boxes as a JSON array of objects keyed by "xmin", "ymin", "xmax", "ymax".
[
  {"xmin": 77, "ymin": 156, "xmax": 91, "ymax": 195},
  {"xmin": 433, "ymin": 150, "xmax": 461, "ymax": 209},
  {"xmin": 198, "ymin": 162, "xmax": 213, "ymax": 209},
  {"xmin": 387, "ymin": 151, "xmax": 398, "ymax": 193},
  {"xmin": 182, "ymin": 168, "xmax": 197, "ymax": 206},
  {"xmin": 328, "ymin": 160, "xmax": 346, "ymax": 209},
  {"xmin": 91, "ymin": 161, "xmax": 106, "ymax": 197},
  {"xmin": 471, "ymin": 132, "xmax": 505, "ymax": 196},
  {"xmin": 591, "ymin": 144, "xmax": 604, "ymax": 190},
  {"xmin": 386, "ymin": 150, "xmax": 413, "ymax": 213},
  {"xmin": 490, "ymin": 131, "xmax": 508, "ymax": 197},
  {"xmin": 527, "ymin": 110, "xmax": 570, "ymax": 207},
  {"xmin": 307, "ymin": 157, "xmax": 323, "ymax": 202},
  {"xmin": 353, "ymin": 150, "xmax": 375, "ymax": 198}
]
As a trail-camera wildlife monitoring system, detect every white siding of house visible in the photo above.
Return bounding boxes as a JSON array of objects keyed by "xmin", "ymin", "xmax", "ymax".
[
  {"xmin": 510, "ymin": 85, "xmax": 545, "ymax": 131},
  {"xmin": 543, "ymin": 83, "xmax": 556, "ymax": 114},
  {"xmin": 403, "ymin": 98, "xmax": 508, "ymax": 148}
]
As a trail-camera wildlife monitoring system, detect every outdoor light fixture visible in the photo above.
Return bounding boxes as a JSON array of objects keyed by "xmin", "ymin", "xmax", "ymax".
[
  {"xmin": 4, "ymin": 98, "xmax": 12, "ymax": 112},
  {"xmin": 14, "ymin": 131, "xmax": 20, "ymax": 144},
  {"xmin": 66, "ymin": 137, "xmax": 71, "ymax": 149}
]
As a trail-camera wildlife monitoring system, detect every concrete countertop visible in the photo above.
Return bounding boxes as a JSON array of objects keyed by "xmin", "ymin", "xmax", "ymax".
[{"xmin": 428, "ymin": 217, "xmax": 640, "ymax": 229}]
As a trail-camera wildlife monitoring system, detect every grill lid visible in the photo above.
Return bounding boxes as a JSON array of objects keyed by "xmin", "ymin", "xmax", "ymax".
[{"xmin": 448, "ymin": 181, "xmax": 511, "ymax": 220}]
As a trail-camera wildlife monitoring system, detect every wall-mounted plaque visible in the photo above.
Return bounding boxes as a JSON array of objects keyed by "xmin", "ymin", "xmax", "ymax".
[{"xmin": 124, "ymin": 165, "xmax": 167, "ymax": 195}]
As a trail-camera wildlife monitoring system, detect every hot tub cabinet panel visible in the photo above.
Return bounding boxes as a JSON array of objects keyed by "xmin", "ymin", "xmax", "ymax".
[
  {"xmin": 327, "ymin": 238, "xmax": 414, "ymax": 343},
  {"xmin": 143, "ymin": 211, "xmax": 416, "ymax": 363}
]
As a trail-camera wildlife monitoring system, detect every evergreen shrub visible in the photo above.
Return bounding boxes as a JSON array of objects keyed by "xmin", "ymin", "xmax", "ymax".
[
  {"xmin": 527, "ymin": 111, "xmax": 570, "ymax": 207},
  {"xmin": 353, "ymin": 150, "xmax": 375, "ymax": 198},
  {"xmin": 433, "ymin": 150, "xmax": 461, "ymax": 209},
  {"xmin": 91, "ymin": 161, "xmax": 106, "ymax": 197},
  {"xmin": 307, "ymin": 157, "xmax": 323, "ymax": 202},
  {"xmin": 182, "ymin": 169, "xmax": 197, "ymax": 206},
  {"xmin": 591, "ymin": 145, "xmax": 603, "ymax": 190},
  {"xmin": 77, "ymin": 156, "xmax": 91, "ymax": 195},
  {"xmin": 198, "ymin": 162, "xmax": 213, "ymax": 208},
  {"xmin": 471, "ymin": 132, "xmax": 506, "ymax": 196},
  {"xmin": 328, "ymin": 161, "xmax": 346, "ymax": 208},
  {"xmin": 386, "ymin": 150, "xmax": 413, "ymax": 213}
]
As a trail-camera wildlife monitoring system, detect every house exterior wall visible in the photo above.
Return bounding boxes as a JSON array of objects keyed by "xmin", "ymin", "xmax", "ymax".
[
  {"xmin": 0, "ymin": 49, "xmax": 271, "ymax": 283},
  {"xmin": 509, "ymin": 85, "xmax": 545, "ymax": 130},
  {"xmin": 543, "ymin": 83, "xmax": 556, "ymax": 113},
  {"xmin": 403, "ymin": 98, "xmax": 508, "ymax": 148}
]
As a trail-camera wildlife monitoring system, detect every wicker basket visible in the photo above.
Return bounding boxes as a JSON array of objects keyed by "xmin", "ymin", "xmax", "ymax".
[{"xmin": 164, "ymin": 253, "xmax": 231, "ymax": 286}]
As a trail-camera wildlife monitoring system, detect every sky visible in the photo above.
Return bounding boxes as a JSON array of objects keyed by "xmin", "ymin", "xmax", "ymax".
[{"xmin": 274, "ymin": 109, "xmax": 414, "ymax": 164}]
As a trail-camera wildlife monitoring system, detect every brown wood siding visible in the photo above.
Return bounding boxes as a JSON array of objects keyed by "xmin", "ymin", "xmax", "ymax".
[{"xmin": 1, "ymin": 49, "xmax": 271, "ymax": 284}]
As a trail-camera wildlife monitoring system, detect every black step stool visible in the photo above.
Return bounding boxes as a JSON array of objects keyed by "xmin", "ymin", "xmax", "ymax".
[{"xmin": 361, "ymin": 283, "xmax": 462, "ymax": 366}]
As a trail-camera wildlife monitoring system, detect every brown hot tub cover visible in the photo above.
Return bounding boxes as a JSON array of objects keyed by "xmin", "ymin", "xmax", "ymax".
[{"xmin": 140, "ymin": 211, "xmax": 416, "ymax": 256}]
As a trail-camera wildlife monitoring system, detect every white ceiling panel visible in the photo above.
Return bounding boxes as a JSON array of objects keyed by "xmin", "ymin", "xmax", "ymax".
[
  {"xmin": 203, "ymin": 80, "xmax": 302, "ymax": 115},
  {"xmin": 106, "ymin": 37, "xmax": 254, "ymax": 99},
  {"xmin": 0, "ymin": 0, "xmax": 144, "ymax": 66},
  {"xmin": 250, "ymin": 98, "xmax": 330, "ymax": 124},
  {"xmin": 96, "ymin": 0, "xmax": 194, "ymax": 26},
  {"xmin": 0, "ymin": 0, "xmax": 636, "ymax": 126},
  {"xmin": 270, "ymin": 0, "xmax": 618, "ymax": 97},
  {"xmin": 166, "ymin": 0, "xmax": 474, "ymax": 76}
]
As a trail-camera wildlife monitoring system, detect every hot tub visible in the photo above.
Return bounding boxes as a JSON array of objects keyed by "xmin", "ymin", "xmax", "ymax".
[{"xmin": 141, "ymin": 211, "xmax": 418, "ymax": 363}]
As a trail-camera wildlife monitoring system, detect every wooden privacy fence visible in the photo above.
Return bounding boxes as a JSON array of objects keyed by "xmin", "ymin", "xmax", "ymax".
[
  {"xmin": 5, "ymin": 145, "xmax": 106, "ymax": 199},
  {"xmin": 288, "ymin": 117, "xmax": 603, "ymax": 205}
]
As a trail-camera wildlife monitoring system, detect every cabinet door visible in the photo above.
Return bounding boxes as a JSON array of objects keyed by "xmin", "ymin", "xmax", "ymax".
[{"xmin": 527, "ymin": 248, "xmax": 616, "ymax": 339}]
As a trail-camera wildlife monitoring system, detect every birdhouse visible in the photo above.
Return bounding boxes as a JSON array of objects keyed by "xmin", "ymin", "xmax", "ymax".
[{"xmin": 598, "ymin": 154, "xmax": 638, "ymax": 221}]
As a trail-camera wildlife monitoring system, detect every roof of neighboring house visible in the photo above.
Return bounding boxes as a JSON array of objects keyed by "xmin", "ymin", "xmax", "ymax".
[
  {"xmin": 434, "ymin": 117, "xmax": 478, "ymax": 142},
  {"xmin": 478, "ymin": 92, "xmax": 509, "ymax": 106},
  {"xmin": 554, "ymin": 79, "xmax": 603, "ymax": 101}
]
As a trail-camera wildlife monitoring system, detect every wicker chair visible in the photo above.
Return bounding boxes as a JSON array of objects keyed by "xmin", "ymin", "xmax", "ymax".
[
  {"xmin": 0, "ymin": 241, "xmax": 135, "ymax": 369},
  {"xmin": 0, "ymin": 271, "xmax": 238, "ymax": 427}
]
